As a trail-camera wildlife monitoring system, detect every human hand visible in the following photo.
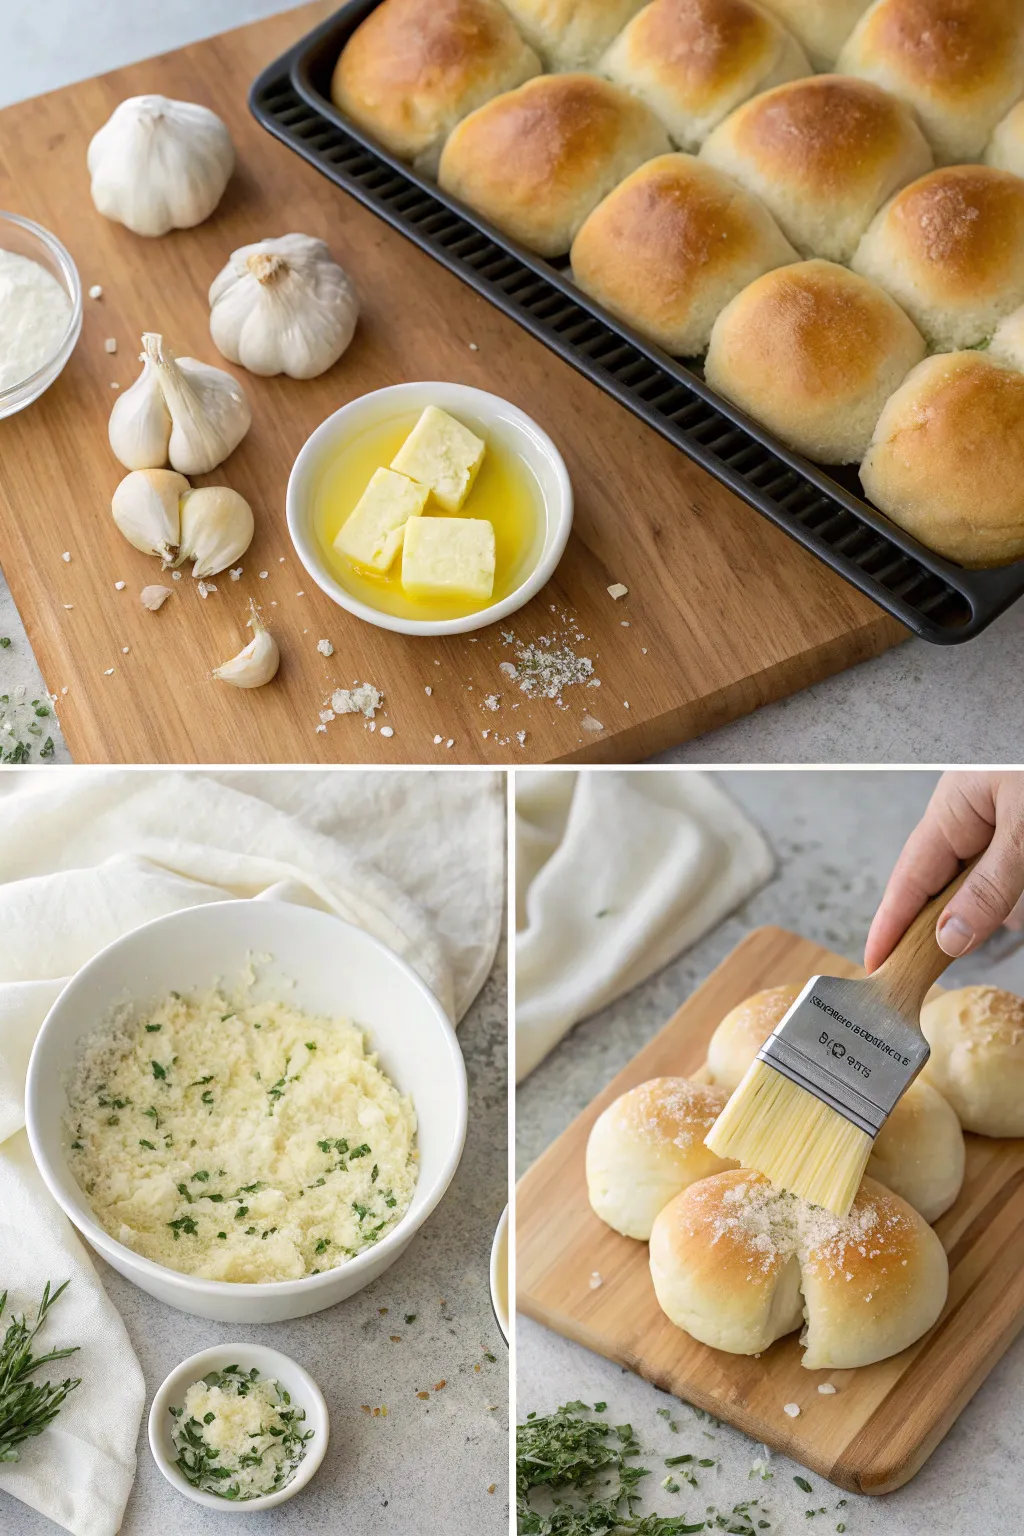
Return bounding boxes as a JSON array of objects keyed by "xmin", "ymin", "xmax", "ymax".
[{"xmin": 864, "ymin": 771, "xmax": 1024, "ymax": 972}]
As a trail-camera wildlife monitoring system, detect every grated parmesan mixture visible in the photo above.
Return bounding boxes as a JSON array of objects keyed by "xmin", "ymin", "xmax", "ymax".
[
  {"xmin": 705, "ymin": 1178, "xmax": 907, "ymax": 1280},
  {"xmin": 0, "ymin": 249, "xmax": 72, "ymax": 391},
  {"xmin": 65, "ymin": 981, "xmax": 417, "ymax": 1282},
  {"xmin": 171, "ymin": 1364, "xmax": 312, "ymax": 1499}
]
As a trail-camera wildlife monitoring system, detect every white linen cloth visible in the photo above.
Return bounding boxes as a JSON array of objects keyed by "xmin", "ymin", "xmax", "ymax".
[
  {"xmin": 0, "ymin": 767, "xmax": 505, "ymax": 1536},
  {"xmin": 515, "ymin": 770, "xmax": 774, "ymax": 1080}
]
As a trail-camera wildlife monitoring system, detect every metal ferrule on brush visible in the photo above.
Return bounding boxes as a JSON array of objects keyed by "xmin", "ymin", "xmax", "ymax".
[{"xmin": 756, "ymin": 976, "xmax": 932, "ymax": 1140}]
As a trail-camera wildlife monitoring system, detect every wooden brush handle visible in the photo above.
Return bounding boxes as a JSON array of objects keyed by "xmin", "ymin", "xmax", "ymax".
[{"xmin": 870, "ymin": 857, "xmax": 981, "ymax": 1019}]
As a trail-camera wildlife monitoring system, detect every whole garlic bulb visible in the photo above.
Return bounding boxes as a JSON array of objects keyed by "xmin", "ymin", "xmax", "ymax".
[
  {"xmin": 208, "ymin": 234, "xmax": 358, "ymax": 379},
  {"xmin": 87, "ymin": 95, "xmax": 234, "ymax": 237},
  {"xmin": 177, "ymin": 486, "xmax": 254, "ymax": 578},
  {"xmin": 213, "ymin": 601, "xmax": 280, "ymax": 688},
  {"xmin": 112, "ymin": 469, "xmax": 189, "ymax": 564},
  {"xmin": 109, "ymin": 332, "xmax": 251, "ymax": 476}
]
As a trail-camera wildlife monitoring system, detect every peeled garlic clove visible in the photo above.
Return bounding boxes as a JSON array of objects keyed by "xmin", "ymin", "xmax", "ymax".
[
  {"xmin": 177, "ymin": 485, "xmax": 254, "ymax": 577},
  {"xmin": 110, "ymin": 333, "xmax": 251, "ymax": 476},
  {"xmin": 208, "ymin": 234, "xmax": 358, "ymax": 379},
  {"xmin": 213, "ymin": 600, "xmax": 279, "ymax": 688},
  {"xmin": 108, "ymin": 344, "xmax": 173, "ymax": 469},
  {"xmin": 141, "ymin": 584, "xmax": 173, "ymax": 610},
  {"xmin": 87, "ymin": 95, "xmax": 234, "ymax": 238},
  {"xmin": 112, "ymin": 469, "xmax": 189, "ymax": 563}
]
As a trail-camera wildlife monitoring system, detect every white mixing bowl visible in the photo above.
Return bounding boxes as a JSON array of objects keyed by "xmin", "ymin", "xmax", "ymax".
[{"xmin": 26, "ymin": 899, "xmax": 467, "ymax": 1323}]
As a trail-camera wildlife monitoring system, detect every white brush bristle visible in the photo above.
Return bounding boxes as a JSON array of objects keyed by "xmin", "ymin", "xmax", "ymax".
[{"xmin": 705, "ymin": 1059, "xmax": 873, "ymax": 1218}]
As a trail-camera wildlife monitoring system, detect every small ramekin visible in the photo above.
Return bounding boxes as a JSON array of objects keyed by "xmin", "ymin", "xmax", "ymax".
[
  {"xmin": 286, "ymin": 380, "xmax": 573, "ymax": 636},
  {"xmin": 149, "ymin": 1343, "xmax": 329, "ymax": 1511},
  {"xmin": 0, "ymin": 211, "xmax": 82, "ymax": 419},
  {"xmin": 490, "ymin": 1204, "xmax": 509, "ymax": 1344}
]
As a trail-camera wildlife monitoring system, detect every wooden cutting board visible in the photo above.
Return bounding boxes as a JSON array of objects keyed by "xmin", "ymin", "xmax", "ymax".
[
  {"xmin": 0, "ymin": 5, "xmax": 905, "ymax": 764},
  {"xmin": 517, "ymin": 926, "xmax": 1024, "ymax": 1493}
]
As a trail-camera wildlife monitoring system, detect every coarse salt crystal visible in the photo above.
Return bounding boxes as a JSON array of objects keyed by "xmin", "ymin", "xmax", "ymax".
[
  {"xmin": 783, "ymin": 1403, "xmax": 800, "ymax": 1418},
  {"xmin": 607, "ymin": 583, "xmax": 628, "ymax": 600},
  {"xmin": 259, "ymin": 571, "xmax": 269, "ymax": 579},
  {"xmin": 114, "ymin": 580, "xmax": 125, "ymax": 590},
  {"xmin": 63, "ymin": 604, "xmax": 73, "ymax": 610},
  {"xmin": 818, "ymin": 1385, "xmax": 836, "ymax": 1395},
  {"xmin": 89, "ymin": 284, "xmax": 102, "ymax": 299},
  {"xmin": 379, "ymin": 726, "xmax": 394, "ymax": 738},
  {"xmin": 483, "ymin": 694, "xmax": 499, "ymax": 711},
  {"xmin": 279, "ymin": 556, "xmax": 285, "ymax": 563},
  {"xmin": 197, "ymin": 580, "xmax": 217, "ymax": 598},
  {"xmin": 172, "ymin": 571, "xmax": 182, "ymax": 580},
  {"xmin": 446, "ymin": 739, "xmax": 454, "ymax": 749},
  {"xmin": 581, "ymin": 715, "xmax": 604, "ymax": 732},
  {"xmin": 104, "ymin": 337, "xmax": 117, "ymax": 353},
  {"xmin": 424, "ymin": 686, "xmax": 432, "ymax": 696},
  {"xmin": 589, "ymin": 1272, "xmax": 603, "ymax": 1289},
  {"xmin": 469, "ymin": 343, "xmax": 479, "ymax": 351},
  {"xmin": 61, "ymin": 552, "xmax": 70, "ymax": 562},
  {"xmin": 317, "ymin": 639, "xmax": 334, "ymax": 657},
  {"xmin": 110, "ymin": 382, "xmax": 120, "ymax": 389},
  {"xmin": 103, "ymin": 668, "xmax": 114, "ymax": 676},
  {"xmin": 433, "ymin": 734, "xmax": 443, "ymax": 744},
  {"xmin": 230, "ymin": 568, "xmax": 242, "ymax": 581},
  {"xmin": 122, "ymin": 646, "xmax": 129, "ymax": 654}
]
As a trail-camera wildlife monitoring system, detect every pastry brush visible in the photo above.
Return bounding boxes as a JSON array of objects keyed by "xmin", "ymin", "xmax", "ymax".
[{"xmin": 704, "ymin": 859, "xmax": 977, "ymax": 1217}]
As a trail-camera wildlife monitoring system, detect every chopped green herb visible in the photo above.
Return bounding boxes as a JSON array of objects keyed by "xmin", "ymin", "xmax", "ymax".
[
  {"xmin": 151, "ymin": 1061, "xmax": 167, "ymax": 1080},
  {"xmin": 794, "ymin": 1478, "xmax": 812, "ymax": 1494}
]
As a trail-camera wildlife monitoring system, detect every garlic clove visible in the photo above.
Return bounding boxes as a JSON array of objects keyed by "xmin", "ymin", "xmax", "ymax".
[
  {"xmin": 87, "ymin": 95, "xmax": 234, "ymax": 238},
  {"xmin": 108, "ymin": 345, "xmax": 173, "ymax": 469},
  {"xmin": 111, "ymin": 468, "xmax": 189, "ymax": 563},
  {"xmin": 141, "ymin": 584, "xmax": 173, "ymax": 610},
  {"xmin": 177, "ymin": 485, "xmax": 254, "ymax": 577},
  {"xmin": 212, "ymin": 600, "xmax": 280, "ymax": 688},
  {"xmin": 208, "ymin": 234, "xmax": 358, "ymax": 380}
]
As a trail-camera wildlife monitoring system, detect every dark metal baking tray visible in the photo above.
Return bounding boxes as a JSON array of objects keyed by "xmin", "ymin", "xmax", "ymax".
[{"xmin": 250, "ymin": 3, "xmax": 1024, "ymax": 643}]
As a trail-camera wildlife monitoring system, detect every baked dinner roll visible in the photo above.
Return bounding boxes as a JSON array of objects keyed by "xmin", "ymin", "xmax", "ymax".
[
  {"xmin": 986, "ymin": 101, "xmax": 1024, "ymax": 180},
  {"xmin": 852, "ymin": 166, "xmax": 1024, "ymax": 354},
  {"xmin": 586, "ymin": 1077, "xmax": 735, "ymax": 1239},
  {"xmin": 650, "ymin": 1171, "xmax": 948, "ymax": 1366},
  {"xmin": 755, "ymin": 0, "xmax": 871, "ymax": 69},
  {"xmin": 437, "ymin": 74, "xmax": 671, "ymax": 257},
  {"xmin": 500, "ymin": 0, "xmax": 647, "ymax": 70},
  {"xmin": 836, "ymin": 0, "xmax": 1024, "ymax": 166},
  {"xmin": 330, "ymin": 0, "xmax": 541, "ymax": 174},
  {"xmin": 706, "ymin": 986, "xmax": 964, "ymax": 1220},
  {"xmin": 704, "ymin": 260, "xmax": 926, "ymax": 464},
  {"xmin": 921, "ymin": 986, "xmax": 1024, "ymax": 1137},
  {"xmin": 860, "ymin": 353, "xmax": 1024, "ymax": 567},
  {"xmin": 700, "ymin": 75, "xmax": 933, "ymax": 264},
  {"xmin": 598, "ymin": 0, "xmax": 811, "ymax": 154},
  {"xmin": 570, "ymin": 154, "xmax": 798, "ymax": 356}
]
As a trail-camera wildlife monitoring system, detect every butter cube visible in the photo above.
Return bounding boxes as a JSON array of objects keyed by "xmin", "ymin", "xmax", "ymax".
[
  {"xmin": 402, "ymin": 517, "xmax": 496, "ymax": 601},
  {"xmin": 334, "ymin": 467, "xmax": 429, "ymax": 572},
  {"xmin": 390, "ymin": 406, "xmax": 486, "ymax": 513}
]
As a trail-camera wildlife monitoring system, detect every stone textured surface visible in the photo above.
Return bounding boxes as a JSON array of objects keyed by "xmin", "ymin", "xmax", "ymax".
[
  {"xmin": 2, "ymin": 944, "xmax": 508, "ymax": 1535},
  {"xmin": 517, "ymin": 770, "xmax": 1024, "ymax": 1534}
]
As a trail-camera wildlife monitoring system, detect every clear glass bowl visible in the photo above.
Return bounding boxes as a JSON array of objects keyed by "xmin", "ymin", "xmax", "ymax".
[{"xmin": 0, "ymin": 210, "xmax": 82, "ymax": 419}]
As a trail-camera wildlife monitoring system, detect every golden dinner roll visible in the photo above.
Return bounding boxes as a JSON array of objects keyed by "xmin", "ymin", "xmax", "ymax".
[
  {"xmin": 570, "ymin": 154, "xmax": 798, "ymax": 356},
  {"xmin": 437, "ymin": 73, "xmax": 671, "ymax": 257},
  {"xmin": 330, "ymin": 0, "xmax": 541, "ymax": 174},
  {"xmin": 700, "ymin": 75, "xmax": 932, "ymax": 263},
  {"xmin": 704, "ymin": 260, "xmax": 926, "ymax": 464},
  {"xmin": 921, "ymin": 986, "xmax": 1024, "ymax": 1137},
  {"xmin": 986, "ymin": 100, "xmax": 1024, "ymax": 179},
  {"xmin": 755, "ymin": 0, "xmax": 871, "ymax": 69},
  {"xmin": 836, "ymin": 0, "xmax": 1024, "ymax": 165},
  {"xmin": 586, "ymin": 1077, "xmax": 735, "ymax": 1239},
  {"xmin": 706, "ymin": 985, "xmax": 964, "ymax": 1221},
  {"xmin": 852, "ymin": 166, "xmax": 1024, "ymax": 353},
  {"xmin": 599, "ymin": 0, "xmax": 811, "ymax": 154},
  {"xmin": 860, "ymin": 352, "xmax": 1024, "ymax": 567},
  {"xmin": 500, "ymin": 0, "xmax": 647, "ymax": 69},
  {"xmin": 649, "ymin": 1171, "xmax": 948, "ymax": 1366}
]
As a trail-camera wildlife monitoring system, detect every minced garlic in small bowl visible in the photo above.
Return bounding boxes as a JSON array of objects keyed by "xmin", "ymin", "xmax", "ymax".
[
  {"xmin": 149, "ymin": 1344, "xmax": 329, "ymax": 1511},
  {"xmin": 0, "ymin": 212, "xmax": 82, "ymax": 418}
]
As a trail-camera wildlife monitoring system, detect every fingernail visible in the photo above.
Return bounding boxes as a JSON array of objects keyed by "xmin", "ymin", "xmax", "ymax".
[{"xmin": 937, "ymin": 912, "xmax": 974, "ymax": 957}]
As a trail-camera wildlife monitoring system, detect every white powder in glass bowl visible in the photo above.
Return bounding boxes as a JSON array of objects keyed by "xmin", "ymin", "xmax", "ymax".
[{"xmin": 0, "ymin": 249, "xmax": 72, "ymax": 391}]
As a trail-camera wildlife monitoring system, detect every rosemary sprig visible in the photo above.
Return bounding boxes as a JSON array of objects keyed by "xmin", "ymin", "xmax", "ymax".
[{"xmin": 0, "ymin": 1280, "xmax": 81, "ymax": 1463}]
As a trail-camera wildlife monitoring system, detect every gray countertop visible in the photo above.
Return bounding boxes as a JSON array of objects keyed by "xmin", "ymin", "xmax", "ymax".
[
  {"xmin": 517, "ymin": 770, "xmax": 1024, "ymax": 1536},
  {"xmin": 2, "ymin": 942, "xmax": 508, "ymax": 1536},
  {"xmin": 4, "ymin": 4, "xmax": 1023, "ymax": 767}
]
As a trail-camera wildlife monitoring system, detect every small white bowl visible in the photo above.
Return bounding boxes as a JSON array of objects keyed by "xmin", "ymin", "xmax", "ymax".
[
  {"xmin": 286, "ymin": 380, "xmax": 573, "ymax": 636},
  {"xmin": 490, "ymin": 1205, "xmax": 509, "ymax": 1344},
  {"xmin": 0, "ymin": 211, "xmax": 82, "ymax": 419},
  {"xmin": 26, "ymin": 899, "xmax": 467, "ymax": 1322},
  {"xmin": 149, "ymin": 1343, "xmax": 329, "ymax": 1511}
]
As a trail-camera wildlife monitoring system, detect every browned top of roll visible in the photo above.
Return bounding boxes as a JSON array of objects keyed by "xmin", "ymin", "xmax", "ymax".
[
  {"xmin": 730, "ymin": 74, "xmax": 921, "ymax": 193},
  {"xmin": 873, "ymin": 166, "xmax": 1024, "ymax": 301},
  {"xmin": 331, "ymin": 0, "xmax": 535, "ymax": 149},
  {"xmin": 854, "ymin": 0, "xmax": 1023, "ymax": 99},
  {"xmin": 623, "ymin": 0, "xmax": 785, "ymax": 109}
]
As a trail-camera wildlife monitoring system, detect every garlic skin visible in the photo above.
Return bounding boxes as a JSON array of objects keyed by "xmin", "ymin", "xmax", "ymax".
[
  {"xmin": 87, "ymin": 95, "xmax": 234, "ymax": 237},
  {"xmin": 109, "ymin": 333, "xmax": 251, "ymax": 476},
  {"xmin": 112, "ymin": 469, "xmax": 189, "ymax": 563},
  {"xmin": 213, "ymin": 602, "xmax": 280, "ymax": 688},
  {"xmin": 140, "ymin": 584, "xmax": 173, "ymax": 610},
  {"xmin": 208, "ymin": 235, "xmax": 358, "ymax": 379},
  {"xmin": 177, "ymin": 486, "xmax": 254, "ymax": 577}
]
